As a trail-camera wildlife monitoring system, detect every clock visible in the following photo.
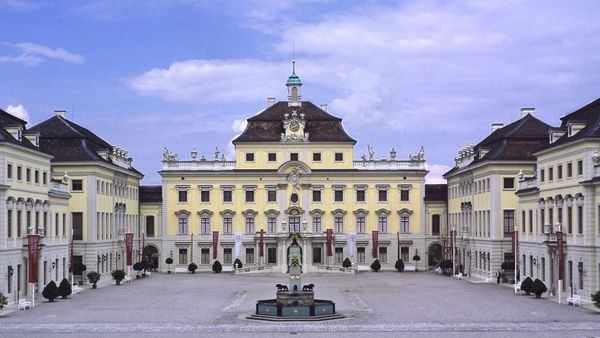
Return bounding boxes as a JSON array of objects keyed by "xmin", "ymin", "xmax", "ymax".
[{"xmin": 290, "ymin": 120, "xmax": 300, "ymax": 132}]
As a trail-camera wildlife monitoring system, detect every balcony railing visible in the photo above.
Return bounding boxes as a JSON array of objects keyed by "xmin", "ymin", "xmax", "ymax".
[
  {"xmin": 162, "ymin": 160, "xmax": 235, "ymax": 171},
  {"xmin": 353, "ymin": 160, "xmax": 426, "ymax": 171}
]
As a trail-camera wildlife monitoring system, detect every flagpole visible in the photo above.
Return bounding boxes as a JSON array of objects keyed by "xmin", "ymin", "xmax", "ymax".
[{"xmin": 70, "ymin": 227, "xmax": 74, "ymax": 295}]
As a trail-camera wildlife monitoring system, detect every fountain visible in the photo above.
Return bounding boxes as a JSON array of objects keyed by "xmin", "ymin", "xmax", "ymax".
[{"xmin": 248, "ymin": 233, "xmax": 344, "ymax": 321}]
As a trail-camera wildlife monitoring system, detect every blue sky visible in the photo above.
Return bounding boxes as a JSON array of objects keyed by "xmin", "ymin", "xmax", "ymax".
[{"xmin": 2, "ymin": 0, "xmax": 600, "ymax": 184}]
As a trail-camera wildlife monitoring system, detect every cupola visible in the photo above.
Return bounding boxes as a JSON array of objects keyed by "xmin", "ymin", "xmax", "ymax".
[{"xmin": 286, "ymin": 59, "xmax": 302, "ymax": 107}]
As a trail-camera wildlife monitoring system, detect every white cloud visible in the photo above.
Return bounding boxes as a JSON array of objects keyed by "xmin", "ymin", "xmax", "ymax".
[
  {"xmin": 15, "ymin": 42, "xmax": 84, "ymax": 64},
  {"xmin": 0, "ymin": 0, "xmax": 40, "ymax": 11},
  {"xmin": 0, "ymin": 53, "xmax": 42, "ymax": 66},
  {"xmin": 5, "ymin": 104, "xmax": 30, "ymax": 123},
  {"xmin": 425, "ymin": 163, "xmax": 452, "ymax": 184}
]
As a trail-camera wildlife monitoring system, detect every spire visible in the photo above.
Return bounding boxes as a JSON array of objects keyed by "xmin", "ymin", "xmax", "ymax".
[
  {"xmin": 286, "ymin": 57, "xmax": 302, "ymax": 107},
  {"xmin": 286, "ymin": 59, "xmax": 302, "ymax": 86}
]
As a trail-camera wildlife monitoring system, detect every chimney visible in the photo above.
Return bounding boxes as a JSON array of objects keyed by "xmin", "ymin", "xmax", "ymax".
[
  {"xmin": 267, "ymin": 97, "xmax": 276, "ymax": 107},
  {"xmin": 491, "ymin": 123, "xmax": 504, "ymax": 132},
  {"xmin": 54, "ymin": 110, "xmax": 67, "ymax": 119},
  {"xmin": 320, "ymin": 104, "xmax": 328, "ymax": 112},
  {"xmin": 520, "ymin": 107, "xmax": 535, "ymax": 118}
]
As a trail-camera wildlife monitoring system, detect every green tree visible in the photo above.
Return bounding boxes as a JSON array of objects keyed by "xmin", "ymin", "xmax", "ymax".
[
  {"xmin": 42, "ymin": 281, "xmax": 59, "ymax": 302},
  {"xmin": 87, "ymin": 271, "xmax": 101, "ymax": 289},
  {"xmin": 0, "ymin": 290, "xmax": 8, "ymax": 312},
  {"xmin": 58, "ymin": 278, "xmax": 72, "ymax": 299},
  {"xmin": 212, "ymin": 260, "xmax": 222, "ymax": 273},
  {"xmin": 342, "ymin": 258, "xmax": 352, "ymax": 268},
  {"xmin": 395, "ymin": 259, "xmax": 405, "ymax": 272},
  {"xmin": 371, "ymin": 259, "xmax": 381, "ymax": 272},
  {"xmin": 111, "ymin": 270, "xmax": 126, "ymax": 285},
  {"xmin": 188, "ymin": 262, "xmax": 198, "ymax": 274}
]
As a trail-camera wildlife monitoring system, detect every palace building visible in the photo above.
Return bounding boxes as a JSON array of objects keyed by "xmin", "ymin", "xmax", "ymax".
[{"xmin": 149, "ymin": 63, "xmax": 438, "ymax": 273}]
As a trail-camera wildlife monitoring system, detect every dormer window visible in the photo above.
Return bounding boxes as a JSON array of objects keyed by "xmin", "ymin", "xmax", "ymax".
[{"xmin": 567, "ymin": 121, "xmax": 586, "ymax": 137}]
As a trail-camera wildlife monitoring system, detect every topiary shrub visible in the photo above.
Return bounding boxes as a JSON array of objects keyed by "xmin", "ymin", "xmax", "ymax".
[
  {"xmin": 591, "ymin": 290, "xmax": 600, "ymax": 309},
  {"xmin": 166, "ymin": 257, "xmax": 173, "ymax": 274},
  {"xmin": 188, "ymin": 262, "xmax": 198, "ymax": 274},
  {"xmin": 531, "ymin": 278, "xmax": 547, "ymax": 298},
  {"xmin": 520, "ymin": 277, "xmax": 533, "ymax": 295},
  {"xmin": 371, "ymin": 259, "xmax": 381, "ymax": 272},
  {"xmin": 58, "ymin": 278, "xmax": 72, "ymax": 299},
  {"xmin": 439, "ymin": 259, "xmax": 453, "ymax": 275},
  {"xmin": 112, "ymin": 270, "xmax": 126, "ymax": 285},
  {"xmin": 87, "ymin": 271, "xmax": 101, "ymax": 289},
  {"xmin": 234, "ymin": 258, "xmax": 243, "ymax": 269},
  {"xmin": 212, "ymin": 260, "xmax": 222, "ymax": 273},
  {"xmin": 501, "ymin": 261, "xmax": 513, "ymax": 270},
  {"xmin": 133, "ymin": 262, "xmax": 142, "ymax": 272},
  {"xmin": 342, "ymin": 258, "xmax": 352, "ymax": 268},
  {"xmin": 395, "ymin": 259, "xmax": 405, "ymax": 272},
  {"xmin": 42, "ymin": 281, "xmax": 59, "ymax": 302},
  {"xmin": 0, "ymin": 290, "xmax": 8, "ymax": 312}
]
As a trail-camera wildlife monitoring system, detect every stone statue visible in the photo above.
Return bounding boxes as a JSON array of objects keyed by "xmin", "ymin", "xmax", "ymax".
[
  {"xmin": 368, "ymin": 145, "xmax": 375, "ymax": 160},
  {"xmin": 361, "ymin": 154, "xmax": 367, "ymax": 162},
  {"xmin": 214, "ymin": 147, "xmax": 220, "ymax": 160},
  {"xmin": 162, "ymin": 147, "xmax": 178, "ymax": 161},
  {"xmin": 409, "ymin": 146, "xmax": 425, "ymax": 161}
]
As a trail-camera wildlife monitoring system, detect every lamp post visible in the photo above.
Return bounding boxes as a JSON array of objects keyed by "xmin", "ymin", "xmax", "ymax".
[{"xmin": 8, "ymin": 266, "xmax": 15, "ymax": 303}]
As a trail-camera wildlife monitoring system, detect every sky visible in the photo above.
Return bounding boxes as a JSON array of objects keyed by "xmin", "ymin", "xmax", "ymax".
[{"xmin": 1, "ymin": 0, "xmax": 600, "ymax": 185}]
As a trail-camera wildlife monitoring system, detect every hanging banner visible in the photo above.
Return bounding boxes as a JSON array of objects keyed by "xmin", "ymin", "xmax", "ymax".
[
  {"xmin": 212, "ymin": 231, "xmax": 219, "ymax": 259},
  {"xmin": 259, "ymin": 229, "xmax": 264, "ymax": 257},
  {"xmin": 326, "ymin": 229, "xmax": 333, "ymax": 257},
  {"xmin": 125, "ymin": 232, "xmax": 133, "ymax": 266},
  {"xmin": 234, "ymin": 233, "xmax": 242, "ymax": 259},
  {"xmin": 372, "ymin": 230, "xmax": 379, "ymax": 258},
  {"xmin": 348, "ymin": 232, "xmax": 357, "ymax": 260},
  {"xmin": 28, "ymin": 234, "xmax": 40, "ymax": 283},
  {"xmin": 557, "ymin": 231, "xmax": 564, "ymax": 280}
]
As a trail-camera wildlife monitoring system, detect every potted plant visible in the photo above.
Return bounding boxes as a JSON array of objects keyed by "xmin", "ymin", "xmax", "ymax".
[
  {"xmin": 212, "ymin": 260, "xmax": 222, "ymax": 273},
  {"xmin": 591, "ymin": 290, "xmax": 600, "ymax": 309},
  {"xmin": 112, "ymin": 270, "xmax": 126, "ymax": 285},
  {"xmin": 370, "ymin": 259, "xmax": 381, "ymax": 272},
  {"xmin": 531, "ymin": 278, "xmax": 547, "ymax": 299},
  {"xmin": 234, "ymin": 258, "xmax": 243, "ymax": 270},
  {"xmin": 520, "ymin": 277, "xmax": 533, "ymax": 295},
  {"xmin": 342, "ymin": 258, "xmax": 352, "ymax": 268},
  {"xmin": 87, "ymin": 271, "xmax": 101, "ymax": 289},
  {"xmin": 42, "ymin": 281, "xmax": 59, "ymax": 302},
  {"xmin": 188, "ymin": 262, "xmax": 198, "ymax": 274},
  {"xmin": 412, "ymin": 254, "xmax": 421, "ymax": 271},
  {"xmin": 165, "ymin": 257, "xmax": 173, "ymax": 274},
  {"xmin": 133, "ymin": 262, "xmax": 143, "ymax": 279},
  {"xmin": 395, "ymin": 259, "xmax": 405, "ymax": 272},
  {"xmin": 0, "ymin": 290, "xmax": 8, "ymax": 313},
  {"xmin": 58, "ymin": 278, "xmax": 72, "ymax": 299}
]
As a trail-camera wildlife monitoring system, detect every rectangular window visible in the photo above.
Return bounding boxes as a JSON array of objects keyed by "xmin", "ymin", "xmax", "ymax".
[
  {"xmin": 540, "ymin": 169, "xmax": 545, "ymax": 182},
  {"xmin": 246, "ymin": 248, "xmax": 255, "ymax": 264},
  {"xmin": 267, "ymin": 247, "xmax": 277, "ymax": 264},
  {"xmin": 548, "ymin": 167, "xmax": 554, "ymax": 181},
  {"xmin": 26, "ymin": 168, "xmax": 31, "ymax": 182},
  {"xmin": 201, "ymin": 217, "xmax": 210, "ymax": 234},
  {"xmin": 356, "ymin": 216, "xmax": 365, "ymax": 233},
  {"xmin": 289, "ymin": 217, "xmax": 300, "ymax": 232},
  {"xmin": 313, "ymin": 216, "xmax": 322, "ymax": 233},
  {"xmin": 335, "ymin": 152, "xmax": 343, "ymax": 161},
  {"xmin": 178, "ymin": 190, "xmax": 187, "ymax": 203},
  {"xmin": 223, "ymin": 217, "xmax": 232, "ymax": 234},
  {"xmin": 577, "ymin": 160, "xmax": 583, "ymax": 176},
  {"xmin": 334, "ymin": 189, "xmax": 344, "ymax": 202},
  {"xmin": 201, "ymin": 248, "xmax": 210, "ymax": 264},
  {"xmin": 72, "ymin": 212, "xmax": 83, "ymax": 240},
  {"xmin": 400, "ymin": 216, "xmax": 410, "ymax": 233},
  {"xmin": 43, "ymin": 212, "xmax": 47, "ymax": 236},
  {"xmin": 42, "ymin": 172, "xmax": 47, "ymax": 185},
  {"xmin": 312, "ymin": 246, "xmax": 322, "ymax": 264},
  {"xmin": 245, "ymin": 153, "xmax": 254, "ymax": 161},
  {"xmin": 7, "ymin": 209, "xmax": 12, "ymax": 238},
  {"xmin": 335, "ymin": 247, "xmax": 343, "ymax": 263},
  {"xmin": 268, "ymin": 153, "xmax": 277, "ymax": 162},
  {"xmin": 401, "ymin": 247, "xmax": 409, "ymax": 262},
  {"xmin": 356, "ymin": 189, "xmax": 365, "ymax": 202},
  {"xmin": 312, "ymin": 152, "xmax": 321, "ymax": 161},
  {"xmin": 245, "ymin": 217, "xmax": 255, "ymax": 234},
  {"xmin": 432, "ymin": 214, "xmax": 440, "ymax": 235},
  {"xmin": 357, "ymin": 247, "xmax": 365, "ymax": 263},
  {"xmin": 503, "ymin": 177, "xmax": 515, "ymax": 189},
  {"xmin": 503, "ymin": 210, "xmax": 515, "ymax": 236},
  {"xmin": 400, "ymin": 189, "xmax": 410, "ymax": 201},
  {"xmin": 146, "ymin": 216, "xmax": 155, "ymax": 237},
  {"xmin": 558, "ymin": 207, "xmax": 563, "ymax": 225},
  {"xmin": 268, "ymin": 217, "xmax": 277, "ymax": 233},
  {"xmin": 579, "ymin": 262, "xmax": 584, "ymax": 290},
  {"xmin": 7, "ymin": 163, "xmax": 12, "ymax": 179},
  {"xmin": 558, "ymin": 165, "xmax": 563, "ymax": 179},
  {"xmin": 245, "ymin": 190, "xmax": 255, "ymax": 203},
  {"xmin": 178, "ymin": 249, "xmax": 188, "ymax": 265},
  {"xmin": 567, "ymin": 162, "xmax": 573, "ymax": 177},
  {"xmin": 223, "ymin": 190, "xmax": 232, "ymax": 202},
  {"xmin": 267, "ymin": 190, "xmax": 277, "ymax": 202},
  {"xmin": 378, "ymin": 189, "xmax": 387, "ymax": 202},
  {"xmin": 200, "ymin": 190, "xmax": 210, "ymax": 202},
  {"xmin": 378, "ymin": 216, "xmax": 388, "ymax": 233},
  {"xmin": 541, "ymin": 257, "xmax": 546, "ymax": 281},
  {"xmin": 521, "ymin": 210, "xmax": 526, "ymax": 233},
  {"xmin": 72, "ymin": 179, "xmax": 83, "ymax": 191},
  {"xmin": 224, "ymin": 248, "xmax": 232, "ymax": 264},
  {"xmin": 312, "ymin": 190, "xmax": 322, "ymax": 202},
  {"xmin": 290, "ymin": 153, "xmax": 299, "ymax": 161},
  {"xmin": 17, "ymin": 166, "xmax": 22, "ymax": 181},
  {"xmin": 62, "ymin": 214, "xmax": 66, "ymax": 238},
  {"xmin": 379, "ymin": 247, "xmax": 388, "ymax": 263},
  {"xmin": 34, "ymin": 170, "xmax": 39, "ymax": 184},
  {"xmin": 178, "ymin": 217, "xmax": 188, "ymax": 235},
  {"xmin": 334, "ymin": 217, "xmax": 344, "ymax": 233},
  {"xmin": 578, "ymin": 205, "xmax": 583, "ymax": 234},
  {"xmin": 529, "ymin": 210, "xmax": 533, "ymax": 233}
]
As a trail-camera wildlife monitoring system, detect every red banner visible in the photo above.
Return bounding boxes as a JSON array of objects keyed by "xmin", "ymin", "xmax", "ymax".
[
  {"xmin": 450, "ymin": 230, "xmax": 456, "ymax": 249},
  {"xmin": 557, "ymin": 231, "xmax": 564, "ymax": 280},
  {"xmin": 512, "ymin": 231, "xmax": 518, "ymax": 254},
  {"xmin": 326, "ymin": 229, "xmax": 333, "ymax": 257},
  {"xmin": 28, "ymin": 234, "xmax": 40, "ymax": 283},
  {"xmin": 372, "ymin": 230, "xmax": 379, "ymax": 258},
  {"xmin": 259, "ymin": 229, "xmax": 264, "ymax": 257},
  {"xmin": 125, "ymin": 232, "xmax": 133, "ymax": 266},
  {"xmin": 213, "ymin": 231, "xmax": 219, "ymax": 259}
]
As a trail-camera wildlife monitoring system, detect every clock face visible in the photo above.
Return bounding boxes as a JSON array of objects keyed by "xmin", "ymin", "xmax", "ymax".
[{"xmin": 290, "ymin": 120, "xmax": 300, "ymax": 132}]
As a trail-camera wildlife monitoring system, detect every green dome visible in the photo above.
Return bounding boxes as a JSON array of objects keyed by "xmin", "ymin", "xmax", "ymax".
[{"xmin": 286, "ymin": 72, "xmax": 302, "ymax": 85}]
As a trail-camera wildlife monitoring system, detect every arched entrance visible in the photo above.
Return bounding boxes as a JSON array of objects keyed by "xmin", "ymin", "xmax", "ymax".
[
  {"xmin": 427, "ymin": 243, "xmax": 443, "ymax": 267},
  {"xmin": 143, "ymin": 245, "xmax": 159, "ymax": 272}
]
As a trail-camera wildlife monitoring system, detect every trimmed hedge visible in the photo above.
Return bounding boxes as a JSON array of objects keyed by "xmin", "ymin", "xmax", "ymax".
[
  {"xmin": 371, "ymin": 259, "xmax": 381, "ymax": 272},
  {"xmin": 212, "ymin": 260, "xmax": 222, "ymax": 273}
]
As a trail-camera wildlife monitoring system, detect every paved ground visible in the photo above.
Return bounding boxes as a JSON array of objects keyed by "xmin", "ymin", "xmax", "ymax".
[{"xmin": 1, "ymin": 271, "xmax": 599, "ymax": 337}]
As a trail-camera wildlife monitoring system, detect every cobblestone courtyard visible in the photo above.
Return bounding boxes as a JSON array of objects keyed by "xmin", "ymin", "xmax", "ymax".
[{"xmin": 1, "ymin": 271, "xmax": 599, "ymax": 337}]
